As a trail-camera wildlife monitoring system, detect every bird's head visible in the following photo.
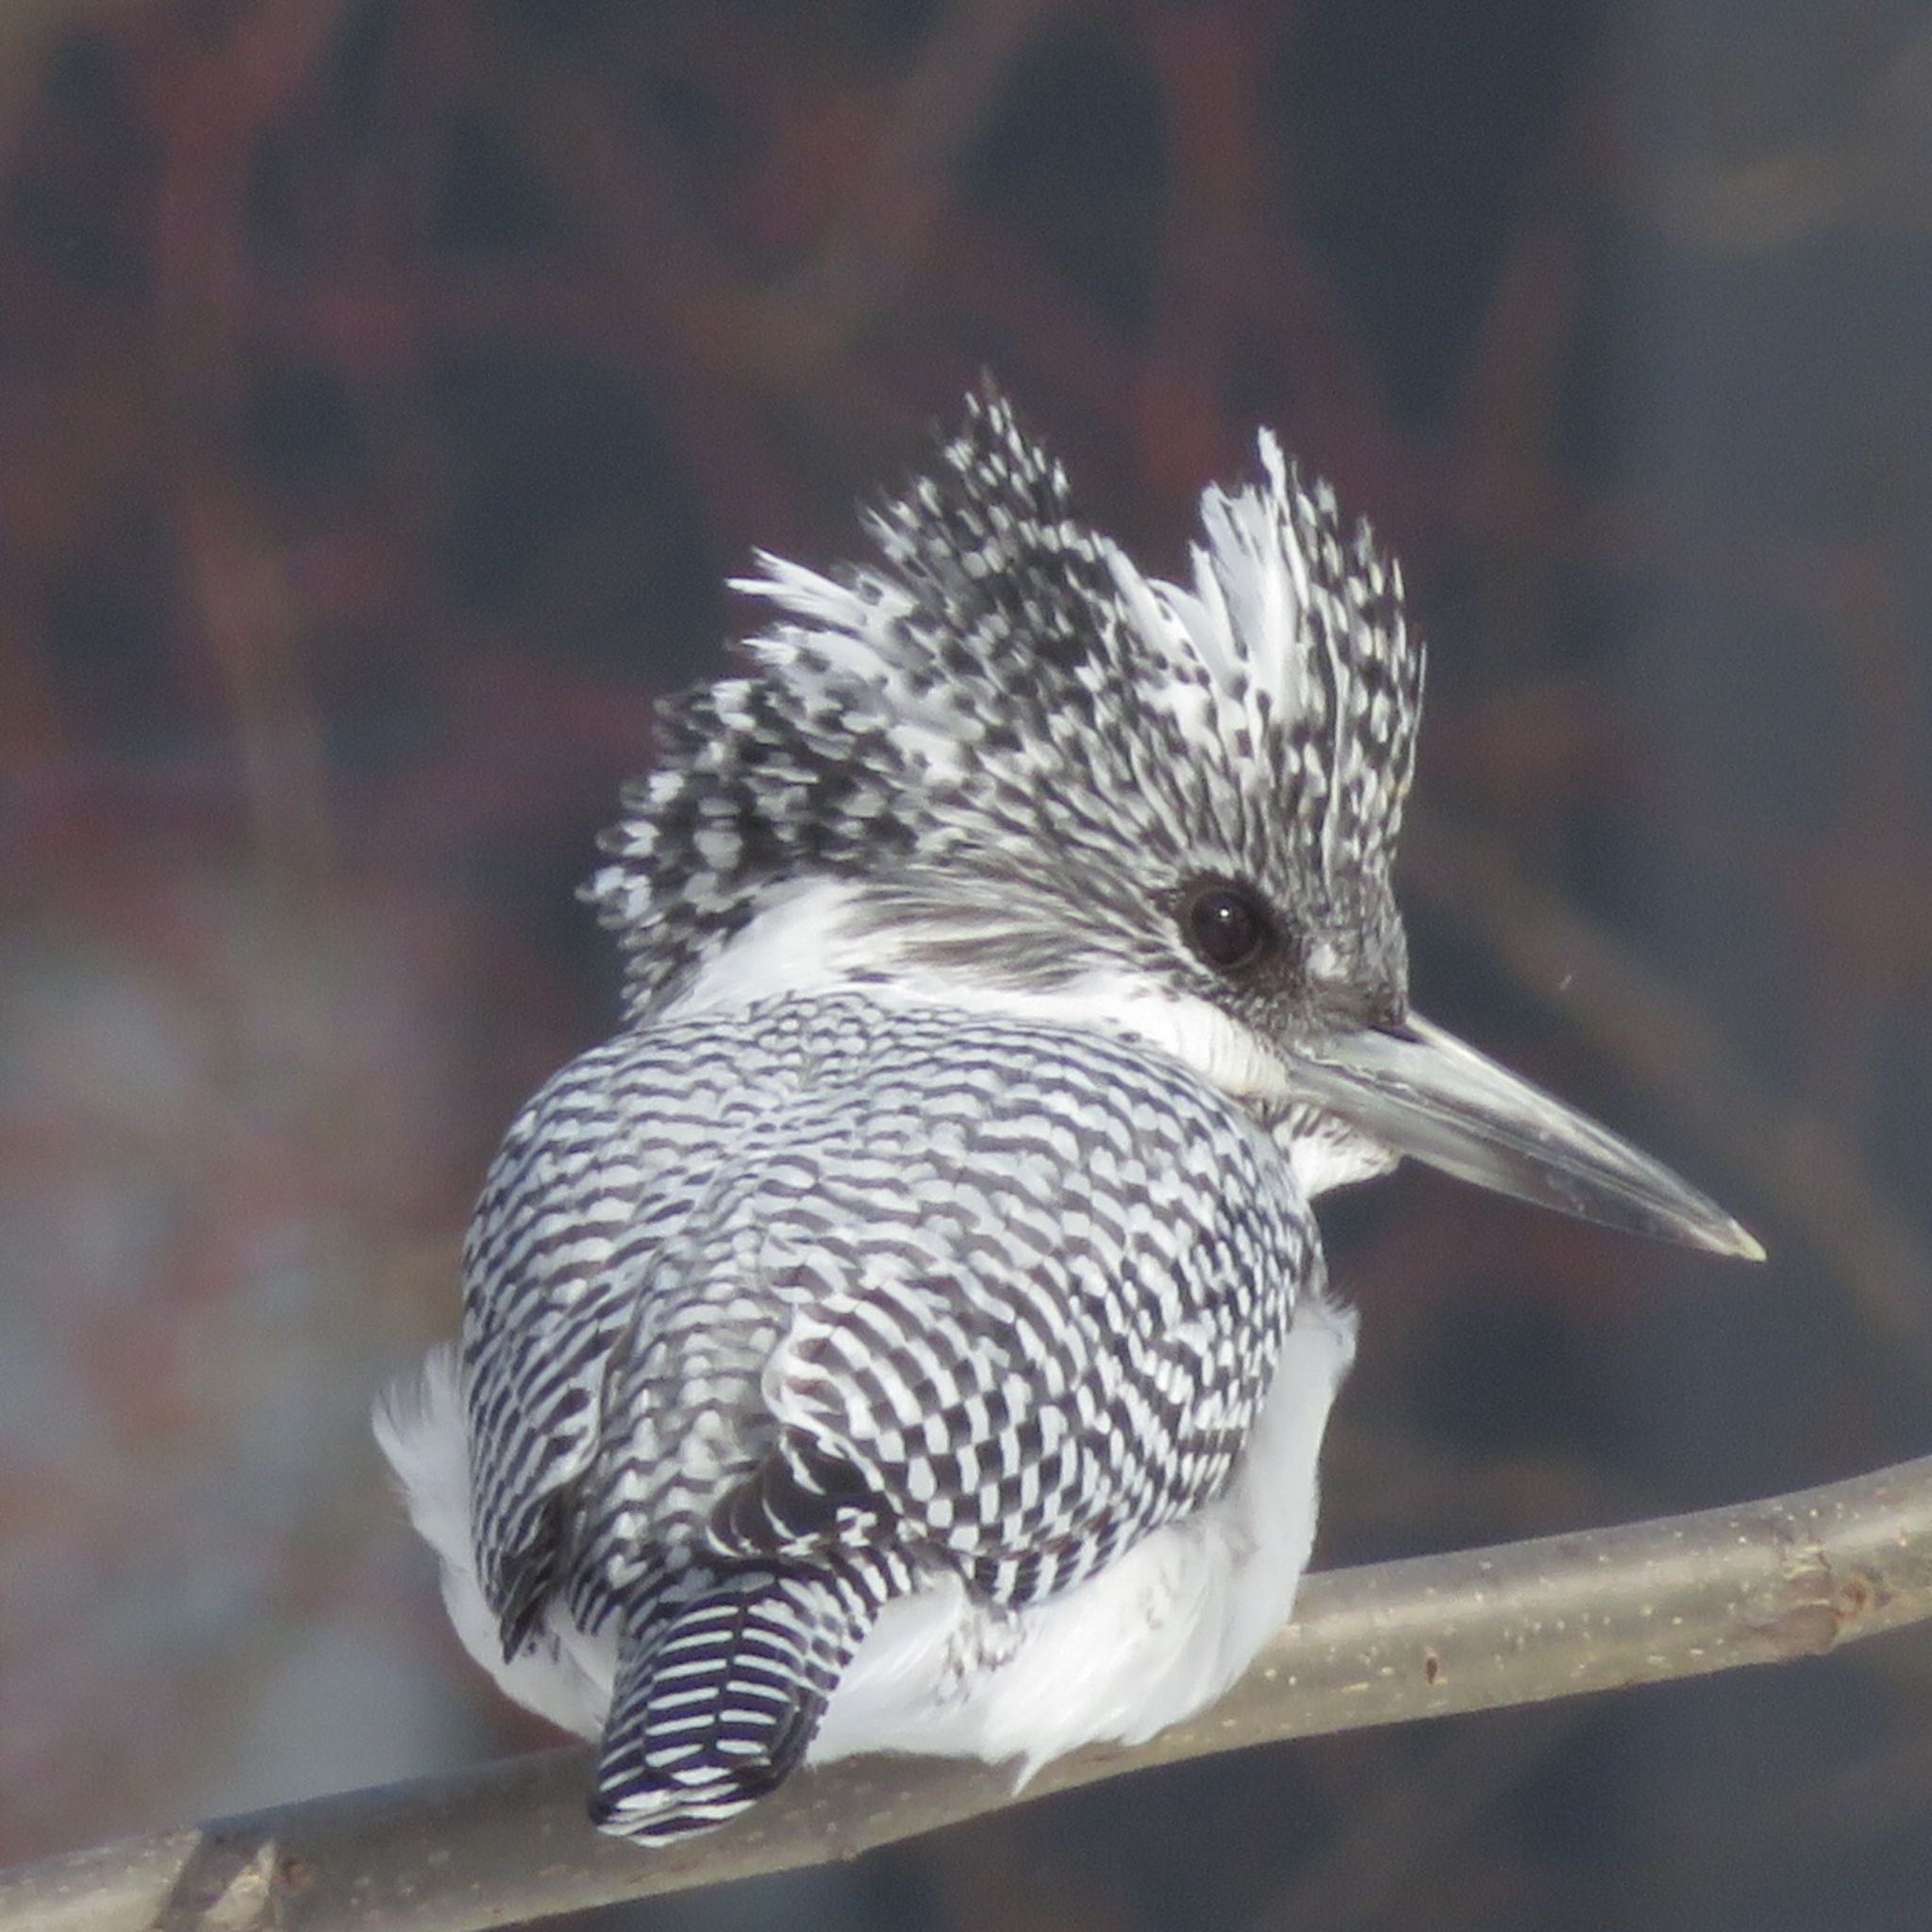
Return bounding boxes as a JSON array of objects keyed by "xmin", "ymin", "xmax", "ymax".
[{"xmin": 590, "ymin": 388, "xmax": 1759, "ymax": 1257}]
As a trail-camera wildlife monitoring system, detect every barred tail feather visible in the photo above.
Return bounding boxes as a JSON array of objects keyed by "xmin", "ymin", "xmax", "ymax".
[{"xmin": 592, "ymin": 1565, "xmax": 881, "ymax": 1843}]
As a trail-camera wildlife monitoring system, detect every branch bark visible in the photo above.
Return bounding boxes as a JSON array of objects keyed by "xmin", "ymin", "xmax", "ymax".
[{"xmin": 8, "ymin": 1454, "xmax": 1931, "ymax": 1932}]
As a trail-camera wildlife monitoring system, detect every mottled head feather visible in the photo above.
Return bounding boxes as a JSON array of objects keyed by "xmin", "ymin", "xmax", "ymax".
[{"xmin": 588, "ymin": 387, "xmax": 1423, "ymax": 1029}]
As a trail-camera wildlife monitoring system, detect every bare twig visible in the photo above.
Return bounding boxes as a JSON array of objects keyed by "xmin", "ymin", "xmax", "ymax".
[
  {"xmin": 1631, "ymin": 11, "xmax": 1932, "ymax": 250},
  {"xmin": 4, "ymin": 1452, "xmax": 1928, "ymax": 1932}
]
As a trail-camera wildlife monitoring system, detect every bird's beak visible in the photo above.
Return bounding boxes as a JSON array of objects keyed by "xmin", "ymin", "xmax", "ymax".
[{"xmin": 1285, "ymin": 1015, "xmax": 1764, "ymax": 1259}]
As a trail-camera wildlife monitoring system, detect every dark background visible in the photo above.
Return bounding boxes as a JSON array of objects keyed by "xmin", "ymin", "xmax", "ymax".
[{"xmin": 6, "ymin": 3, "xmax": 1932, "ymax": 1927}]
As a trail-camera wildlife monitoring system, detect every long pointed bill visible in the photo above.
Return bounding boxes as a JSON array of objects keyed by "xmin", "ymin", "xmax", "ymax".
[{"xmin": 1286, "ymin": 1015, "xmax": 1764, "ymax": 1259}]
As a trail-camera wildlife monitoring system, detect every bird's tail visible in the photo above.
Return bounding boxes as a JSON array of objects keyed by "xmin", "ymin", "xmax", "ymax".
[{"xmin": 592, "ymin": 1563, "xmax": 882, "ymax": 1843}]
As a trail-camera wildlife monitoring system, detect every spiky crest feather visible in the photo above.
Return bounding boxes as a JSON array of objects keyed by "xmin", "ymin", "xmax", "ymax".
[{"xmin": 586, "ymin": 387, "xmax": 1422, "ymax": 1019}]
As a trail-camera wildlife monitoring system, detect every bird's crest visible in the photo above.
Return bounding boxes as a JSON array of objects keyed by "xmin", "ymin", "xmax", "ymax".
[{"xmin": 589, "ymin": 386, "xmax": 1423, "ymax": 1015}]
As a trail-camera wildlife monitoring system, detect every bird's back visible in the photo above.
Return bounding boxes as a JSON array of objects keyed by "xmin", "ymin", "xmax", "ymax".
[{"xmin": 421, "ymin": 990, "xmax": 1319, "ymax": 1838}]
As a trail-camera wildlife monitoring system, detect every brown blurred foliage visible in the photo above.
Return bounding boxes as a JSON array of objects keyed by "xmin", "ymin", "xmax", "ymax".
[{"xmin": 5, "ymin": 4, "xmax": 1932, "ymax": 1928}]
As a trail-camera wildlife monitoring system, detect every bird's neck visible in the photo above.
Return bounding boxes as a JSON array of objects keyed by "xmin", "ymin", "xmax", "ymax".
[{"xmin": 654, "ymin": 875, "xmax": 1292, "ymax": 1116}]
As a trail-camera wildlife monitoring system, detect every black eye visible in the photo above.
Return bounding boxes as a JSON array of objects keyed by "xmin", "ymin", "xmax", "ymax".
[{"xmin": 1181, "ymin": 880, "xmax": 1273, "ymax": 973}]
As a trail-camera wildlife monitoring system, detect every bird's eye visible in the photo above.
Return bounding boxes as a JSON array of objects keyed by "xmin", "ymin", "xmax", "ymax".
[{"xmin": 1180, "ymin": 881, "xmax": 1274, "ymax": 974}]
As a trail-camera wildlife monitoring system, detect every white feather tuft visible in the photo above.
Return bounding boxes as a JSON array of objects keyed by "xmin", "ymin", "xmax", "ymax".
[{"xmin": 375, "ymin": 1349, "xmax": 613, "ymax": 1740}]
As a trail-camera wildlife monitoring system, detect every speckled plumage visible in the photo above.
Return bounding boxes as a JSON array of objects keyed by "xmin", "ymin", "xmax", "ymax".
[
  {"xmin": 444, "ymin": 992, "xmax": 1329, "ymax": 1835},
  {"xmin": 379, "ymin": 388, "xmax": 1421, "ymax": 1842},
  {"xmin": 586, "ymin": 389, "xmax": 1420, "ymax": 1028}
]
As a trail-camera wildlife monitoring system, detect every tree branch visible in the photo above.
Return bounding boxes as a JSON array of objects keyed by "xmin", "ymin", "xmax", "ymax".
[{"xmin": 8, "ymin": 1454, "xmax": 1930, "ymax": 1932}]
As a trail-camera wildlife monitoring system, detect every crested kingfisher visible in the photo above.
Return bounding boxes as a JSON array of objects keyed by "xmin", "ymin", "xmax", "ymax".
[{"xmin": 379, "ymin": 388, "xmax": 1761, "ymax": 1843}]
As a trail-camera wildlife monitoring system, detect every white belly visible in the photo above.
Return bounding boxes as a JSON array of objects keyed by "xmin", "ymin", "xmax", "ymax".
[{"xmin": 376, "ymin": 1290, "xmax": 1357, "ymax": 1774}]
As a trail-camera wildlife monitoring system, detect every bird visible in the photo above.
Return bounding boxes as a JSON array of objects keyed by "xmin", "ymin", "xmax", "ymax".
[{"xmin": 377, "ymin": 386, "xmax": 1762, "ymax": 1846}]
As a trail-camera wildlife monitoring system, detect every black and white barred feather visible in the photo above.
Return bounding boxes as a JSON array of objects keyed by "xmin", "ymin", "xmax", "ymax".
[
  {"xmin": 587, "ymin": 387, "xmax": 1421, "ymax": 1023},
  {"xmin": 457, "ymin": 994, "xmax": 1317, "ymax": 1835}
]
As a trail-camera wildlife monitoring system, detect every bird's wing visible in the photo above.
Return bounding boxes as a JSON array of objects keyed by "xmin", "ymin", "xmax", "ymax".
[
  {"xmin": 461, "ymin": 991, "xmax": 1316, "ymax": 1839},
  {"xmin": 461, "ymin": 992, "xmax": 1314, "ymax": 1662},
  {"xmin": 458, "ymin": 1012, "xmax": 793, "ymax": 1654}
]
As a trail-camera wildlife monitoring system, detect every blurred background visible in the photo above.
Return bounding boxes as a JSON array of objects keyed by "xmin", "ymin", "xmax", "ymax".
[{"xmin": 5, "ymin": 2, "xmax": 1932, "ymax": 1926}]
